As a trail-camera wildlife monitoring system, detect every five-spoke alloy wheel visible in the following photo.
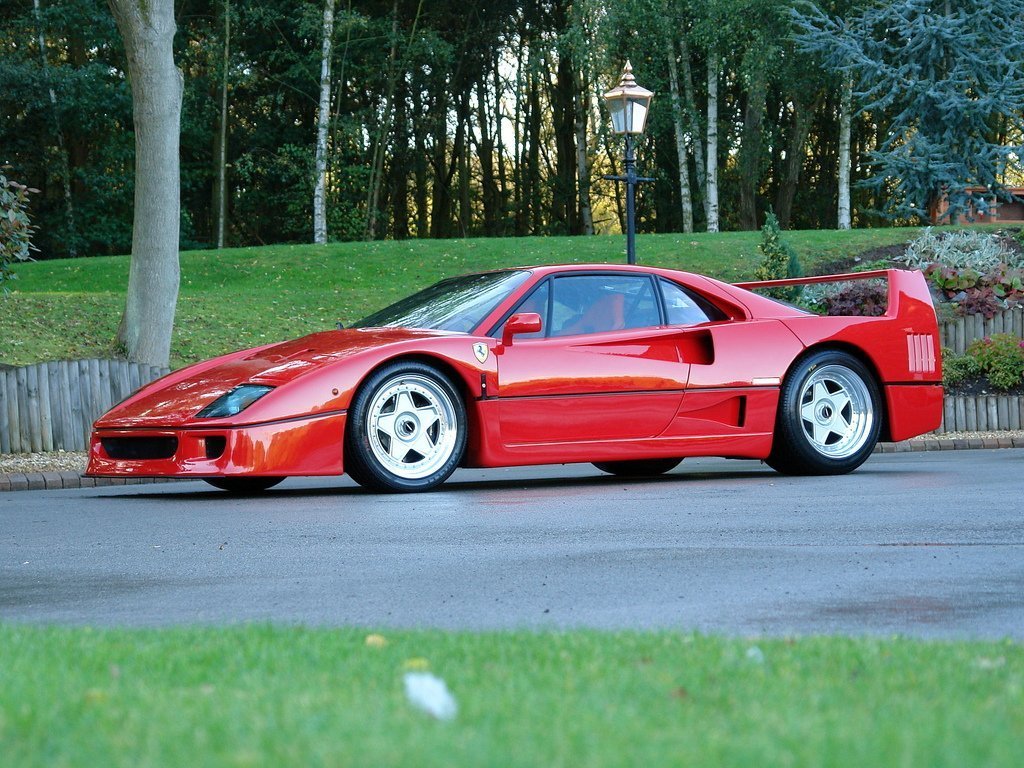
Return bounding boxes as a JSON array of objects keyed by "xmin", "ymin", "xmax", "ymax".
[
  {"xmin": 346, "ymin": 361, "xmax": 467, "ymax": 492},
  {"xmin": 767, "ymin": 350, "xmax": 881, "ymax": 475}
]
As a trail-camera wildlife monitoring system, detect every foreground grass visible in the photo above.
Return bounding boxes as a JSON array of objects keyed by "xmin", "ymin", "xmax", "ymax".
[
  {"xmin": 2, "ymin": 228, "xmax": 934, "ymax": 368},
  {"xmin": 1, "ymin": 624, "xmax": 1020, "ymax": 767}
]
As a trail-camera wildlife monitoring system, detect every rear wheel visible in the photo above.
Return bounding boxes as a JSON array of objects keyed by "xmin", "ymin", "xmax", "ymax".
[
  {"xmin": 204, "ymin": 477, "xmax": 284, "ymax": 493},
  {"xmin": 593, "ymin": 458, "xmax": 682, "ymax": 477},
  {"xmin": 345, "ymin": 361, "xmax": 467, "ymax": 492},
  {"xmin": 766, "ymin": 350, "xmax": 881, "ymax": 476}
]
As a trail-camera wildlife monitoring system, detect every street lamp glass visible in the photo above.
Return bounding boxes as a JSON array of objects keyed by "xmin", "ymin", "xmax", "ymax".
[{"xmin": 603, "ymin": 62, "xmax": 653, "ymax": 135}]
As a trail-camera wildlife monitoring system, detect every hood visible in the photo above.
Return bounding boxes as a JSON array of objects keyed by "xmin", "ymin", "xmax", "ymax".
[{"xmin": 95, "ymin": 327, "xmax": 459, "ymax": 428}]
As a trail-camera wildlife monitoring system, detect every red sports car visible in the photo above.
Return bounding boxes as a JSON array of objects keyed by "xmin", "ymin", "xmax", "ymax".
[{"xmin": 86, "ymin": 264, "xmax": 943, "ymax": 492}]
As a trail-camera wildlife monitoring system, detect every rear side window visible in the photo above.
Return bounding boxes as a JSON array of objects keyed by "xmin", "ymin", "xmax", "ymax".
[{"xmin": 659, "ymin": 279, "xmax": 727, "ymax": 325}]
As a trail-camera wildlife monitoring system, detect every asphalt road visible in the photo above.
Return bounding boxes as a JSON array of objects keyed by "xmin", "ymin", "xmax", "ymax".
[{"xmin": 1, "ymin": 450, "xmax": 1022, "ymax": 639}]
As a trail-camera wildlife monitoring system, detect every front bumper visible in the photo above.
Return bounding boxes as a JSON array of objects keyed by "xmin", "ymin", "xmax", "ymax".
[{"xmin": 86, "ymin": 411, "xmax": 347, "ymax": 478}]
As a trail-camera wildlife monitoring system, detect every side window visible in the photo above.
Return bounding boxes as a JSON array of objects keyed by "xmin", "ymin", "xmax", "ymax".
[
  {"xmin": 550, "ymin": 275, "xmax": 661, "ymax": 337},
  {"xmin": 493, "ymin": 281, "xmax": 549, "ymax": 339},
  {"xmin": 659, "ymin": 279, "xmax": 727, "ymax": 325}
]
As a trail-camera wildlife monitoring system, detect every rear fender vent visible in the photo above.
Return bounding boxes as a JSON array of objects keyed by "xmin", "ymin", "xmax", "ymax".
[
  {"xmin": 906, "ymin": 333, "xmax": 936, "ymax": 373},
  {"xmin": 101, "ymin": 436, "xmax": 178, "ymax": 460}
]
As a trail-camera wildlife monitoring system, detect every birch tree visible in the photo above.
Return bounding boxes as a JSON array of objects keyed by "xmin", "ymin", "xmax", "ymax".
[
  {"xmin": 704, "ymin": 53, "xmax": 719, "ymax": 232},
  {"xmin": 107, "ymin": 0, "xmax": 182, "ymax": 368},
  {"xmin": 312, "ymin": 0, "xmax": 336, "ymax": 244},
  {"xmin": 837, "ymin": 78, "xmax": 852, "ymax": 229}
]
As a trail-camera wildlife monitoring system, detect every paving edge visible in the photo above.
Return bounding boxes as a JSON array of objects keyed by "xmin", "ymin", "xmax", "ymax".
[
  {"xmin": 2, "ymin": 437, "xmax": 1023, "ymax": 492},
  {"xmin": 0, "ymin": 473, "xmax": 183, "ymax": 493}
]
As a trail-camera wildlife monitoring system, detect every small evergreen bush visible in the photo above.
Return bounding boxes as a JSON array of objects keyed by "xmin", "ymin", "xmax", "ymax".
[{"xmin": 754, "ymin": 212, "xmax": 802, "ymax": 301}]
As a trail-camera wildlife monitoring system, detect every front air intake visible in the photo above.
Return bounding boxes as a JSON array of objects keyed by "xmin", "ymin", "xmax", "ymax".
[{"xmin": 101, "ymin": 437, "xmax": 178, "ymax": 460}]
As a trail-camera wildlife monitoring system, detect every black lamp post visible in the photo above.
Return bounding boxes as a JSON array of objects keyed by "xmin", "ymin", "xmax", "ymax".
[{"xmin": 602, "ymin": 61, "xmax": 654, "ymax": 265}]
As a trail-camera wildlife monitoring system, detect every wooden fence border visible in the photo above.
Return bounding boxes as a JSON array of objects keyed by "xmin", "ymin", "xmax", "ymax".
[{"xmin": 0, "ymin": 360, "xmax": 168, "ymax": 454}]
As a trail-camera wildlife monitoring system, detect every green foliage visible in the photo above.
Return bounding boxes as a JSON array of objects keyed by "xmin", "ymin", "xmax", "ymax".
[
  {"xmin": 965, "ymin": 334, "xmax": 1024, "ymax": 391},
  {"xmin": 941, "ymin": 347, "xmax": 982, "ymax": 389},
  {"xmin": 753, "ymin": 211, "xmax": 802, "ymax": 300},
  {"xmin": 0, "ymin": 172, "xmax": 37, "ymax": 292}
]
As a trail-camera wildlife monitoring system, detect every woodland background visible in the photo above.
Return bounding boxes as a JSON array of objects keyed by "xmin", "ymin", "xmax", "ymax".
[{"xmin": 2, "ymin": 0, "xmax": 1022, "ymax": 261}]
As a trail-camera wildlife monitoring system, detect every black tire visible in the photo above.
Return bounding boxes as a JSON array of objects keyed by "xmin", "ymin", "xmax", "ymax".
[
  {"xmin": 593, "ymin": 458, "xmax": 682, "ymax": 477},
  {"xmin": 204, "ymin": 477, "xmax": 285, "ymax": 493},
  {"xmin": 345, "ymin": 361, "xmax": 467, "ymax": 492},
  {"xmin": 766, "ymin": 349, "xmax": 881, "ymax": 476}
]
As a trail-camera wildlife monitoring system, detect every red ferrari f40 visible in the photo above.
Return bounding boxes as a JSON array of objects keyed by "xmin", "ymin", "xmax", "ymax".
[{"xmin": 87, "ymin": 264, "xmax": 943, "ymax": 492}]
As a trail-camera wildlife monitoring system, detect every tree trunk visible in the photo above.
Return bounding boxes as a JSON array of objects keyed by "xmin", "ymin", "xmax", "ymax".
[
  {"xmin": 738, "ymin": 66, "xmax": 768, "ymax": 230},
  {"xmin": 476, "ymin": 77, "xmax": 499, "ymax": 236},
  {"xmin": 678, "ymin": 37, "xmax": 705, "ymax": 217},
  {"xmin": 575, "ymin": 68, "xmax": 594, "ymax": 236},
  {"xmin": 666, "ymin": 31, "xmax": 693, "ymax": 233},
  {"xmin": 33, "ymin": 0, "xmax": 77, "ymax": 257},
  {"xmin": 774, "ymin": 93, "xmax": 821, "ymax": 229},
  {"xmin": 837, "ymin": 78, "xmax": 852, "ymax": 230},
  {"xmin": 366, "ymin": 0, "xmax": 400, "ymax": 240},
  {"xmin": 705, "ymin": 54, "xmax": 720, "ymax": 233},
  {"xmin": 215, "ymin": 0, "xmax": 230, "ymax": 248},
  {"xmin": 312, "ymin": 0, "xmax": 335, "ymax": 244},
  {"xmin": 108, "ymin": 0, "xmax": 182, "ymax": 367}
]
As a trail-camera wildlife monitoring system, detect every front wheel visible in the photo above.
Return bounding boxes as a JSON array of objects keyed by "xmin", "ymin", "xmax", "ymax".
[
  {"xmin": 766, "ymin": 350, "xmax": 881, "ymax": 476},
  {"xmin": 345, "ymin": 362, "xmax": 467, "ymax": 492},
  {"xmin": 204, "ymin": 477, "xmax": 285, "ymax": 493},
  {"xmin": 593, "ymin": 458, "xmax": 682, "ymax": 477}
]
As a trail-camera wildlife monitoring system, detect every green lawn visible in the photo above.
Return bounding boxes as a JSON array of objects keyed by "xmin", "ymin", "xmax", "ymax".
[
  {"xmin": 1, "ymin": 625, "xmax": 1021, "ymax": 767},
  {"xmin": 2, "ymin": 228, "xmax": 936, "ymax": 368}
]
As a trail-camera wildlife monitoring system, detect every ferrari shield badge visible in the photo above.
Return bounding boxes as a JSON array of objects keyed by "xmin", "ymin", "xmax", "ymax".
[{"xmin": 473, "ymin": 342, "xmax": 489, "ymax": 364}]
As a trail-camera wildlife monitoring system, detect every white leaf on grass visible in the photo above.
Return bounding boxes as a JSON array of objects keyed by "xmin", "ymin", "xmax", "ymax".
[
  {"xmin": 403, "ymin": 672, "xmax": 457, "ymax": 721},
  {"xmin": 746, "ymin": 646, "xmax": 765, "ymax": 664}
]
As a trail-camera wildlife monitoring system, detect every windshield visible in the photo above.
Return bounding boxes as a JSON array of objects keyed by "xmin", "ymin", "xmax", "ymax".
[{"xmin": 355, "ymin": 270, "xmax": 531, "ymax": 333}]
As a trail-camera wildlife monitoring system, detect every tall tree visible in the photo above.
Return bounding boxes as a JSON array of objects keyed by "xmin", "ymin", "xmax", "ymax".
[
  {"xmin": 794, "ymin": 0, "xmax": 1024, "ymax": 222},
  {"xmin": 107, "ymin": 0, "xmax": 182, "ymax": 367}
]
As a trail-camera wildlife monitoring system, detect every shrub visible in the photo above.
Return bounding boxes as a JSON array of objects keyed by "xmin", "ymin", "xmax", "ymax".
[
  {"xmin": 965, "ymin": 334, "xmax": 1024, "ymax": 391},
  {"xmin": 754, "ymin": 211, "xmax": 802, "ymax": 301},
  {"xmin": 0, "ymin": 171, "xmax": 37, "ymax": 292},
  {"xmin": 941, "ymin": 348, "xmax": 982, "ymax": 388},
  {"xmin": 823, "ymin": 281, "xmax": 888, "ymax": 317},
  {"xmin": 908, "ymin": 229, "xmax": 1024, "ymax": 317},
  {"xmin": 904, "ymin": 228, "xmax": 1022, "ymax": 271}
]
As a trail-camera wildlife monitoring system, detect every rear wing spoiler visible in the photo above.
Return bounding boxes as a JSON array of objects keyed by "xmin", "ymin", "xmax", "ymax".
[
  {"xmin": 733, "ymin": 268, "xmax": 936, "ymax": 321},
  {"xmin": 734, "ymin": 268, "xmax": 891, "ymax": 291}
]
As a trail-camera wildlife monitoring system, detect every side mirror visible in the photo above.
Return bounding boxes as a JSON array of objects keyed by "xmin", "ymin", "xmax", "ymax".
[{"xmin": 501, "ymin": 312, "xmax": 543, "ymax": 346}]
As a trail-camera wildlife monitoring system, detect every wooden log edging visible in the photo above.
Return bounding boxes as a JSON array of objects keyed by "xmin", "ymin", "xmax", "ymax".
[
  {"xmin": 938, "ymin": 306, "xmax": 1024, "ymax": 355},
  {"xmin": 935, "ymin": 395, "xmax": 1023, "ymax": 434},
  {"xmin": 0, "ymin": 360, "xmax": 169, "ymax": 455}
]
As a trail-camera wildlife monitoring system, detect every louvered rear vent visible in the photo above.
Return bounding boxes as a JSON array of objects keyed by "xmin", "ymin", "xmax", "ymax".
[{"xmin": 907, "ymin": 334, "xmax": 936, "ymax": 373}]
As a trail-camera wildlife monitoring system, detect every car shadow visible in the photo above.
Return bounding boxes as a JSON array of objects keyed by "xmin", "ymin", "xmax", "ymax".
[{"xmin": 95, "ymin": 463, "xmax": 784, "ymax": 500}]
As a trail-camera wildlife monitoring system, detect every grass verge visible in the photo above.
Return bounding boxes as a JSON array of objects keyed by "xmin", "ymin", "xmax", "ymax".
[
  {"xmin": 2, "ymin": 228, "xmax": 938, "ymax": 368},
  {"xmin": 1, "ymin": 624, "xmax": 1021, "ymax": 767}
]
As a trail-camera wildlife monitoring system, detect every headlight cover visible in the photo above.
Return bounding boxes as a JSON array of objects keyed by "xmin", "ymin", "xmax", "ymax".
[{"xmin": 197, "ymin": 384, "xmax": 274, "ymax": 418}]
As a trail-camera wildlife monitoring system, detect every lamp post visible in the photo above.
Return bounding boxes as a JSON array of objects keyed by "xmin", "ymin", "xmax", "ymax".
[{"xmin": 602, "ymin": 61, "xmax": 654, "ymax": 265}]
